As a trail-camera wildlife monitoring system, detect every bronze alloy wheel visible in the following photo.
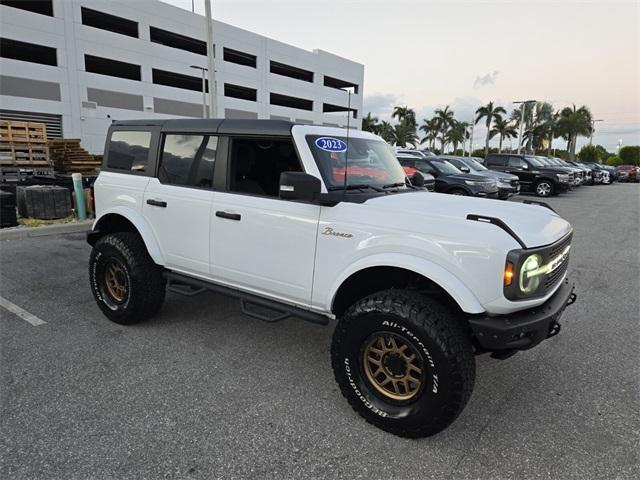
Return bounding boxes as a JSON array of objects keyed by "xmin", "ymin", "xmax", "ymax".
[
  {"xmin": 363, "ymin": 333, "xmax": 424, "ymax": 401},
  {"xmin": 104, "ymin": 260, "xmax": 128, "ymax": 303}
]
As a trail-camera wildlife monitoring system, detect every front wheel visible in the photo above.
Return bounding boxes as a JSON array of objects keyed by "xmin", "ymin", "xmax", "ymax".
[
  {"xmin": 331, "ymin": 290, "xmax": 475, "ymax": 438},
  {"xmin": 535, "ymin": 179, "xmax": 554, "ymax": 197}
]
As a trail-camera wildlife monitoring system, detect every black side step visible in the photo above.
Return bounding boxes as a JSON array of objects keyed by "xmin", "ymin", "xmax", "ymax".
[{"xmin": 162, "ymin": 271, "xmax": 330, "ymax": 326}]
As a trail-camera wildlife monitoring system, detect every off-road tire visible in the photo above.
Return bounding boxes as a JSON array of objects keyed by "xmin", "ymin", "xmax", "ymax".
[
  {"xmin": 534, "ymin": 179, "xmax": 554, "ymax": 197},
  {"xmin": 89, "ymin": 232, "xmax": 166, "ymax": 325},
  {"xmin": 331, "ymin": 289, "xmax": 475, "ymax": 438}
]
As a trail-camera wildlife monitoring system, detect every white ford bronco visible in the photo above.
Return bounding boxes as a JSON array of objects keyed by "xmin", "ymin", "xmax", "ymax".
[{"xmin": 88, "ymin": 119, "xmax": 577, "ymax": 437}]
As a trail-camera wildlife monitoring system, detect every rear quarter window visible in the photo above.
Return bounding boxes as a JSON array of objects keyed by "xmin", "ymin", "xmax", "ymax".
[
  {"xmin": 106, "ymin": 131, "xmax": 152, "ymax": 173},
  {"xmin": 486, "ymin": 156, "xmax": 506, "ymax": 167}
]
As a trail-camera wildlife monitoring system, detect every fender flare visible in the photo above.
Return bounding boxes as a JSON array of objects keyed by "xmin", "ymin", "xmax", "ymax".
[
  {"xmin": 93, "ymin": 207, "xmax": 165, "ymax": 266},
  {"xmin": 327, "ymin": 253, "xmax": 485, "ymax": 314}
]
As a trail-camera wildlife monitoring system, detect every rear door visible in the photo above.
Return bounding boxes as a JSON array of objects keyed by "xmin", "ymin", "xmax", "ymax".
[
  {"xmin": 142, "ymin": 133, "xmax": 218, "ymax": 276},
  {"xmin": 210, "ymin": 136, "xmax": 320, "ymax": 306},
  {"xmin": 507, "ymin": 157, "xmax": 536, "ymax": 189}
]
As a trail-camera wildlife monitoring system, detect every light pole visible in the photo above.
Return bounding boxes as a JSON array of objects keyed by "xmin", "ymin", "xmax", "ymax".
[
  {"xmin": 190, "ymin": 65, "xmax": 208, "ymax": 118},
  {"xmin": 204, "ymin": 0, "xmax": 216, "ymax": 117},
  {"xmin": 589, "ymin": 119, "xmax": 603, "ymax": 145},
  {"xmin": 513, "ymin": 100, "xmax": 536, "ymax": 154},
  {"xmin": 467, "ymin": 123, "xmax": 474, "ymax": 157}
]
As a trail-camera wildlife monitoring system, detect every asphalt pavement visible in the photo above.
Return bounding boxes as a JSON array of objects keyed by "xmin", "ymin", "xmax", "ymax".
[{"xmin": 1, "ymin": 183, "xmax": 638, "ymax": 480}]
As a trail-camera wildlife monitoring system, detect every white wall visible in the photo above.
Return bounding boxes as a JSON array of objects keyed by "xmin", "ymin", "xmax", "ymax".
[{"xmin": 0, "ymin": 0, "xmax": 364, "ymax": 153}]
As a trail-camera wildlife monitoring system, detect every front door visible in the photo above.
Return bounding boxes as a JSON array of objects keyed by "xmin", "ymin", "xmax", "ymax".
[
  {"xmin": 210, "ymin": 137, "xmax": 320, "ymax": 306},
  {"xmin": 142, "ymin": 134, "xmax": 217, "ymax": 276}
]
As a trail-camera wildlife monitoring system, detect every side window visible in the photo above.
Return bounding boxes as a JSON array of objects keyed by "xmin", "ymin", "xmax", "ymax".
[
  {"xmin": 415, "ymin": 161, "xmax": 435, "ymax": 174},
  {"xmin": 107, "ymin": 130, "xmax": 152, "ymax": 173},
  {"xmin": 397, "ymin": 158, "xmax": 414, "ymax": 167},
  {"xmin": 508, "ymin": 157, "xmax": 525, "ymax": 169},
  {"xmin": 228, "ymin": 138, "xmax": 302, "ymax": 197},
  {"xmin": 486, "ymin": 156, "xmax": 505, "ymax": 167},
  {"xmin": 159, "ymin": 134, "xmax": 217, "ymax": 188}
]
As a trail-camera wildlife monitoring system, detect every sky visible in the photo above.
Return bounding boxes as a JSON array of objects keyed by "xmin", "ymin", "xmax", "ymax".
[{"xmin": 164, "ymin": 0, "xmax": 639, "ymax": 152}]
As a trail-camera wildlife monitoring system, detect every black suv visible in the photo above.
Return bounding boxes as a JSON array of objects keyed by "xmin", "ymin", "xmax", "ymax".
[
  {"xmin": 397, "ymin": 155, "xmax": 498, "ymax": 197},
  {"xmin": 485, "ymin": 154, "xmax": 572, "ymax": 197}
]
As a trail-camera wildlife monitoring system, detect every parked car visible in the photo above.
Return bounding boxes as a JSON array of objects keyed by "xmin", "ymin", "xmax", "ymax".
[
  {"xmin": 395, "ymin": 148, "xmax": 430, "ymax": 159},
  {"xmin": 397, "ymin": 154, "xmax": 499, "ymax": 197},
  {"xmin": 89, "ymin": 119, "xmax": 577, "ymax": 438},
  {"xmin": 441, "ymin": 155, "xmax": 520, "ymax": 199},
  {"xmin": 569, "ymin": 161, "xmax": 604, "ymax": 184},
  {"xmin": 616, "ymin": 164, "xmax": 638, "ymax": 182},
  {"xmin": 599, "ymin": 165, "xmax": 620, "ymax": 182},
  {"xmin": 581, "ymin": 162, "xmax": 610, "ymax": 184},
  {"xmin": 541, "ymin": 157, "xmax": 584, "ymax": 186},
  {"xmin": 484, "ymin": 153, "xmax": 572, "ymax": 197},
  {"xmin": 564, "ymin": 160, "xmax": 593, "ymax": 185},
  {"xmin": 399, "ymin": 162, "xmax": 436, "ymax": 191}
]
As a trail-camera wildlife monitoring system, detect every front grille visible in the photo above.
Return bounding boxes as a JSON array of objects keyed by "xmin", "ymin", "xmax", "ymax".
[{"xmin": 544, "ymin": 233, "xmax": 572, "ymax": 290}]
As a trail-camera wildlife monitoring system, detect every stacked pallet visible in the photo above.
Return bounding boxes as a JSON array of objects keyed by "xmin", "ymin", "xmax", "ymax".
[
  {"xmin": 0, "ymin": 121, "xmax": 52, "ymax": 172},
  {"xmin": 48, "ymin": 139, "xmax": 101, "ymax": 175}
]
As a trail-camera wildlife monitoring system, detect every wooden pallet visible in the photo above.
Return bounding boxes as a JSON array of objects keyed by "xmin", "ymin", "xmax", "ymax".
[
  {"xmin": 49, "ymin": 139, "xmax": 101, "ymax": 174},
  {"xmin": 0, "ymin": 121, "xmax": 48, "ymax": 144},
  {"xmin": 0, "ymin": 144, "xmax": 50, "ymax": 166}
]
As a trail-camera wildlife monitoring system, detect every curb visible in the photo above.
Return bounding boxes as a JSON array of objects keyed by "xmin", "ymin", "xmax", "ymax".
[{"xmin": 0, "ymin": 219, "xmax": 94, "ymax": 241}]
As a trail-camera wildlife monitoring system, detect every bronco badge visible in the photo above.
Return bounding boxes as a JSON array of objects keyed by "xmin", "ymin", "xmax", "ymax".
[{"xmin": 322, "ymin": 227, "xmax": 353, "ymax": 238}]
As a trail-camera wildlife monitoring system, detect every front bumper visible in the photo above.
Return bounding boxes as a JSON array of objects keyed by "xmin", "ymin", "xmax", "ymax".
[
  {"xmin": 468, "ymin": 278, "xmax": 576, "ymax": 352},
  {"xmin": 498, "ymin": 185, "xmax": 520, "ymax": 199}
]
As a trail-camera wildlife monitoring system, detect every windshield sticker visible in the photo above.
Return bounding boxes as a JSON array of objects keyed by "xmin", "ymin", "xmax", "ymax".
[{"xmin": 315, "ymin": 137, "xmax": 347, "ymax": 153}]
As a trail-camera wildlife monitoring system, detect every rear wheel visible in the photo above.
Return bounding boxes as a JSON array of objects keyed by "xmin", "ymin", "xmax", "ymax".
[
  {"xmin": 89, "ymin": 232, "xmax": 166, "ymax": 325},
  {"xmin": 331, "ymin": 290, "xmax": 475, "ymax": 438},
  {"xmin": 449, "ymin": 188, "xmax": 468, "ymax": 196},
  {"xmin": 534, "ymin": 179, "xmax": 554, "ymax": 197}
]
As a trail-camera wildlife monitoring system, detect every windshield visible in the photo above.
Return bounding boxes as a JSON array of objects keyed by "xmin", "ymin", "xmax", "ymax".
[
  {"xmin": 430, "ymin": 159, "xmax": 462, "ymax": 175},
  {"xmin": 525, "ymin": 156, "xmax": 545, "ymax": 167},
  {"xmin": 306, "ymin": 135, "xmax": 407, "ymax": 190},
  {"xmin": 466, "ymin": 158, "xmax": 487, "ymax": 171}
]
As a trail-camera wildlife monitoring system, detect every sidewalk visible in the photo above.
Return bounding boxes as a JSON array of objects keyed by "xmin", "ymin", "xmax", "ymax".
[{"xmin": 0, "ymin": 219, "xmax": 93, "ymax": 241}]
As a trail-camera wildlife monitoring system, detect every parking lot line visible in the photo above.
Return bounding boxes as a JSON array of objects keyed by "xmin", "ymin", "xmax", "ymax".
[{"xmin": 0, "ymin": 296, "xmax": 47, "ymax": 326}]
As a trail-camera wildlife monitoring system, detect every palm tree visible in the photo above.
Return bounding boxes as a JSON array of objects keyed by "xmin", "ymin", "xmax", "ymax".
[
  {"xmin": 434, "ymin": 106, "xmax": 455, "ymax": 154},
  {"xmin": 556, "ymin": 104, "xmax": 593, "ymax": 160},
  {"xmin": 377, "ymin": 121, "xmax": 395, "ymax": 144},
  {"xmin": 446, "ymin": 120, "xmax": 468, "ymax": 154},
  {"xmin": 419, "ymin": 118, "xmax": 439, "ymax": 150},
  {"xmin": 391, "ymin": 106, "xmax": 416, "ymax": 127},
  {"xmin": 392, "ymin": 122, "xmax": 418, "ymax": 147},
  {"xmin": 490, "ymin": 118, "xmax": 518, "ymax": 153},
  {"xmin": 475, "ymin": 101, "xmax": 506, "ymax": 156},
  {"xmin": 362, "ymin": 112, "xmax": 380, "ymax": 134}
]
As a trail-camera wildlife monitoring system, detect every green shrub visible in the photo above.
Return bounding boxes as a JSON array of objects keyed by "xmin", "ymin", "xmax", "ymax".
[
  {"xmin": 605, "ymin": 156, "xmax": 622, "ymax": 166},
  {"xmin": 578, "ymin": 144, "xmax": 600, "ymax": 162},
  {"xmin": 619, "ymin": 146, "xmax": 640, "ymax": 165}
]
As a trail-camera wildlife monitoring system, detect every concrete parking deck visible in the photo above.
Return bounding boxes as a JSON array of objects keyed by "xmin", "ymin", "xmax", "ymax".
[{"xmin": 1, "ymin": 184, "xmax": 638, "ymax": 479}]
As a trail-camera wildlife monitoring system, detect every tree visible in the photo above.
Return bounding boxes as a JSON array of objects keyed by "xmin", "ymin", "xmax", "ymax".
[
  {"xmin": 475, "ymin": 102, "xmax": 506, "ymax": 156},
  {"xmin": 446, "ymin": 120, "xmax": 468, "ymax": 154},
  {"xmin": 392, "ymin": 122, "xmax": 418, "ymax": 147},
  {"xmin": 377, "ymin": 121, "xmax": 395, "ymax": 143},
  {"xmin": 391, "ymin": 106, "xmax": 416, "ymax": 127},
  {"xmin": 419, "ymin": 118, "xmax": 439, "ymax": 151},
  {"xmin": 619, "ymin": 146, "xmax": 640, "ymax": 165},
  {"xmin": 490, "ymin": 118, "xmax": 518, "ymax": 153},
  {"xmin": 361, "ymin": 113, "xmax": 380, "ymax": 134},
  {"xmin": 605, "ymin": 155, "xmax": 622, "ymax": 166},
  {"xmin": 556, "ymin": 104, "xmax": 593, "ymax": 160},
  {"xmin": 434, "ymin": 106, "xmax": 455, "ymax": 154},
  {"xmin": 510, "ymin": 102, "xmax": 535, "ymax": 151},
  {"xmin": 578, "ymin": 144, "xmax": 600, "ymax": 162}
]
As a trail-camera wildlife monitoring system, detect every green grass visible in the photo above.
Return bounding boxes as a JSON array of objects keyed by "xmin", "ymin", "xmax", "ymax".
[{"xmin": 17, "ymin": 216, "xmax": 77, "ymax": 228}]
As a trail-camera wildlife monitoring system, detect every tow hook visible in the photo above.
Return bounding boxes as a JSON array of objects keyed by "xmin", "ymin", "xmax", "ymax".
[{"xmin": 567, "ymin": 292, "xmax": 577, "ymax": 306}]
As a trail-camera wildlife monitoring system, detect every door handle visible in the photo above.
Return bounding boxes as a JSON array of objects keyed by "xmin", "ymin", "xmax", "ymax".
[
  {"xmin": 147, "ymin": 199, "xmax": 167, "ymax": 208},
  {"xmin": 216, "ymin": 211, "xmax": 241, "ymax": 221}
]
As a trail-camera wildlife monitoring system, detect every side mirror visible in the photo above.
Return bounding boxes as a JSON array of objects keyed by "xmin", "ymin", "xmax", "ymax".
[
  {"xmin": 410, "ymin": 171, "xmax": 425, "ymax": 187},
  {"xmin": 279, "ymin": 172, "xmax": 321, "ymax": 202},
  {"xmin": 459, "ymin": 166, "xmax": 470, "ymax": 173}
]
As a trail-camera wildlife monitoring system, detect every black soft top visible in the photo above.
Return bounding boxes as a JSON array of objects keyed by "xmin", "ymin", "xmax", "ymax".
[{"xmin": 110, "ymin": 119, "xmax": 297, "ymax": 137}]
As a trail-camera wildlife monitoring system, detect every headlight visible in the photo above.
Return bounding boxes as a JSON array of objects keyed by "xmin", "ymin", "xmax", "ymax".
[
  {"xmin": 498, "ymin": 178, "xmax": 511, "ymax": 185},
  {"xmin": 519, "ymin": 254, "xmax": 543, "ymax": 293},
  {"xmin": 556, "ymin": 174, "xmax": 569, "ymax": 182}
]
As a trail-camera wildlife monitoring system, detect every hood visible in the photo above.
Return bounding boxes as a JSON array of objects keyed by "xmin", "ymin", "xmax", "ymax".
[
  {"xmin": 442, "ymin": 173, "xmax": 494, "ymax": 183},
  {"xmin": 472, "ymin": 170, "xmax": 518, "ymax": 182},
  {"xmin": 366, "ymin": 192, "xmax": 571, "ymax": 248}
]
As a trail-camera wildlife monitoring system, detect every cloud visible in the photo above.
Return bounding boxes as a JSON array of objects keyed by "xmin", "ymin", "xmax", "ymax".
[
  {"xmin": 362, "ymin": 93, "xmax": 401, "ymax": 120},
  {"xmin": 473, "ymin": 70, "xmax": 500, "ymax": 88}
]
